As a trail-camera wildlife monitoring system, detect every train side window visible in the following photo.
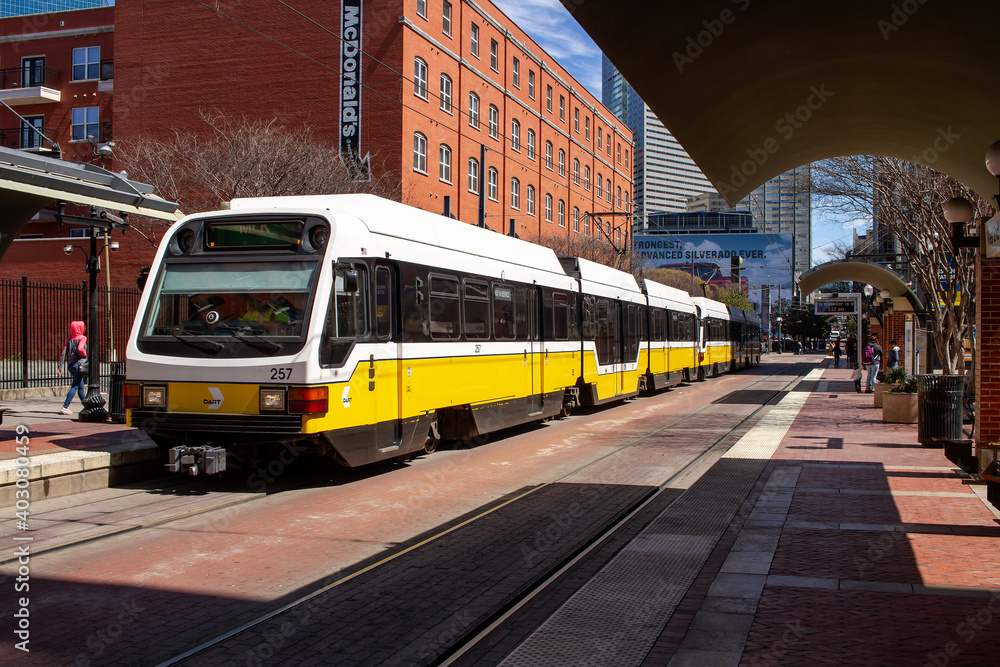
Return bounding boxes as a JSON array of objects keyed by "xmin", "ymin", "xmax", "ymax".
[
  {"xmin": 375, "ymin": 266, "xmax": 393, "ymax": 341},
  {"xmin": 493, "ymin": 283, "xmax": 515, "ymax": 340},
  {"xmin": 653, "ymin": 309, "xmax": 666, "ymax": 342},
  {"xmin": 596, "ymin": 299, "xmax": 614, "ymax": 365},
  {"xmin": 464, "ymin": 279, "xmax": 490, "ymax": 340},
  {"xmin": 552, "ymin": 292, "xmax": 569, "ymax": 340},
  {"xmin": 624, "ymin": 304, "xmax": 639, "ymax": 361},
  {"xmin": 513, "ymin": 287, "xmax": 528, "ymax": 341},
  {"xmin": 429, "ymin": 274, "xmax": 461, "ymax": 339},
  {"xmin": 582, "ymin": 295, "xmax": 596, "ymax": 340},
  {"xmin": 320, "ymin": 266, "xmax": 368, "ymax": 367}
]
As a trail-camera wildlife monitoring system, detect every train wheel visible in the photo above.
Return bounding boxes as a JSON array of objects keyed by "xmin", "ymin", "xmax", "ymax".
[
  {"xmin": 423, "ymin": 433, "xmax": 439, "ymax": 454},
  {"xmin": 560, "ymin": 403, "xmax": 572, "ymax": 419}
]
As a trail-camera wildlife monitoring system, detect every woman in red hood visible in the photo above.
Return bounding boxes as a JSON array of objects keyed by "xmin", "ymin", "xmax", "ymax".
[{"xmin": 56, "ymin": 320, "xmax": 88, "ymax": 415}]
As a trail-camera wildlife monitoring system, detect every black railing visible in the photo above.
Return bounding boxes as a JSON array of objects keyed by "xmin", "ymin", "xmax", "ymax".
[
  {"xmin": 0, "ymin": 277, "xmax": 141, "ymax": 391},
  {"xmin": 0, "ymin": 66, "xmax": 60, "ymax": 90},
  {"xmin": 0, "ymin": 126, "xmax": 54, "ymax": 150}
]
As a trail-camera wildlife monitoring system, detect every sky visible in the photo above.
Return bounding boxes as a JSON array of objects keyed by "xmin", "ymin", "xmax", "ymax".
[{"xmin": 490, "ymin": 0, "xmax": 858, "ymax": 268}]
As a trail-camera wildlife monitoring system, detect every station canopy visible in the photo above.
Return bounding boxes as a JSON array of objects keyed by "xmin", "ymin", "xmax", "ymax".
[
  {"xmin": 565, "ymin": 0, "xmax": 1000, "ymax": 206},
  {"xmin": 798, "ymin": 259, "xmax": 924, "ymax": 312},
  {"xmin": 0, "ymin": 146, "xmax": 181, "ymax": 260}
]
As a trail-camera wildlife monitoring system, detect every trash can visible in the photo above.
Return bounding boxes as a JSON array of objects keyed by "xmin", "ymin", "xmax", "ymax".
[
  {"xmin": 917, "ymin": 374, "xmax": 964, "ymax": 446},
  {"xmin": 108, "ymin": 361, "xmax": 127, "ymax": 424}
]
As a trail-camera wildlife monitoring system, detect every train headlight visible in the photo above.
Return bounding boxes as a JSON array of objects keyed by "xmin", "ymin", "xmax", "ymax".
[
  {"xmin": 143, "ymin": 385, "xmax": 166, "ymax": 408},
  {"xmin": 260, "ymin": 388, "xmax": 286, "ymax": 412}
]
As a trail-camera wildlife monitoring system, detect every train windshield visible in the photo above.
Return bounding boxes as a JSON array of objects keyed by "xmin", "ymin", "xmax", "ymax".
[{"xmin": 143, "ymin": 261, "xmax": 316, "ymax": 339}]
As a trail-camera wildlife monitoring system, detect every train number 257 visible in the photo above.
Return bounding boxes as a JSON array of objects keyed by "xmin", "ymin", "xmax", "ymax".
[{"xmin": 270, "ymin": 367, "xmax": 292, "ymax": 380}]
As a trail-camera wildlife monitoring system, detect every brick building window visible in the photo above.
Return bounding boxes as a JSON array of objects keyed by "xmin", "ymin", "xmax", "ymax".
[
  {"xmin": 527, "ymin": 129, "xmax": 536, "ymax": 160},
  {"xmin": 488, "ymin": 104, "xmax": 499, "ymax": 140},
  {"xmin": 545, "ymin": 193, "xmax": 552, "ymax": 222},
  {"xmin": 528, "ymin": 71, "xmax": 535, "ymax": 99},
  {"xmin": 573, "ymin": 207, "xmax": 580, "ymax": 232},
  {"xmin": 510, "ymin": 178, "xmax": 520, "ymax": 209},
  {"xmin": 625, "ymin": 148, "xmax": 629, "ymax": 169},
  {"xmin": 545, "ymin": 141, "xmax": 553, "ymax": 170},
  {"xmin": 471, "ymin": 23, "xmax": 479, "ymax": 57},
  {"xmin": 468, "ymin": 92, "xmax": 480, "ymax": 128},
  {"xmin": 488, "ymin": 167, "xmax": 498, "ymax": 201},
  {"xmin": 584, "ymin": 212, "xmax": 590, "ymax": 235},
  {"xmin": 596, "ymin": 172, "xmax": 603, "ymax": 198},
  {"xmin": 443, "ymin": 1, "xmax": 452, "ymax": 36},
  {"xmin": 558, "ymin": 149, "xmax": 565, "ymax": 177},
  {"xmin": 71, "ymin": 106, "xmax": 99, "ymax": 141},
  {"xmin": 439, "ymin": 144, "xmax": 452, "ymax": 183},
  {"xmin": 574, "ymin": 108, "xmax": 579, "ymax": 132},
  {"xmin": 413, "ymin": 132, "xmax": 427, "ymax": 173},
  {"xmin": 417, "ymin": 0, "xmax": 426, "ymax": 19},
  {"xmin": 585, "ymin": 117, "xmax": 590, "ymax": 140},
  {"xmin": 546, "ymin": 85, "xmax": 552, "ymax": 112},
  {"xmin": 526, "ymin": 185, "xmax": 535, "ymax": 215},
  {"xmin": 558, "ymin": 199, "xmax": 565, "ymax": 227},
  {"xmin": 584, "ymin": 165, "xmax": 591, "ymax": 190},
  {"xmin": 616, "ymin": 186, "xmax": 622, "ymax": 209},
  {"xmin": 617, "ymin": 142, "xmax": 621, "ymax": 164},
  {"xmin": 511, "ymin": 119, "xmax": 520, "ymax": 152},
  {"xmin": 573, "ymin": 158, "xmax": 580, "ymax": 185},
  {"xmin": 606, "ymin": 178, "xmax": 612, "ymax": 202},
  {"xmin": 440, "ymin": 74, "xmax": 453, "ymax": 113},
  {"xmin": 597, "ymin": 127, "xmax": 602, "ymax": 150},
  {"xmin": 512, "ymin": 58, "xmax": 520, "ymax": 88},
  {"xmin": 72, "ymin": 46, "xmax": 100, "ymax": 81},
  {"xmin": 559, "ymin": 95, "xmax": 565, "ymax": 122},
  {"xmin": 490, "ymin": 39, "xmax": 498, "ymax": 71},
  {"xmin": 414, "ymin": 58, "xmax": 428, "ymax": 99},
  {"xmin": 468, "ymin": 157, "xmax": 479, "ymax": 193}
]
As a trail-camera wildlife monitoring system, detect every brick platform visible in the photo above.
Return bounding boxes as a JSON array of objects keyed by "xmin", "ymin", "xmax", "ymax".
[{"xmin": 647, "ymin": 362, "xmax": 1000, "ymax": 667}]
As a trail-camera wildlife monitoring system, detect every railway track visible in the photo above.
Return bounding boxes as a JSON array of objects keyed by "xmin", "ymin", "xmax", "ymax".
[{"xmin": 151, "ymin": 361, "xmax": 815, "ymax": 667}]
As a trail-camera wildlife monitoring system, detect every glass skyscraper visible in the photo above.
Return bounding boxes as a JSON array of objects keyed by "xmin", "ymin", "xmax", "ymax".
[
  {"xmin": 602, "ymin": 55, "xmax": 714, "ymax": 222},
  {"xmin": 0, "ymin": 0, "xmax": 110, "ymax": 18}
]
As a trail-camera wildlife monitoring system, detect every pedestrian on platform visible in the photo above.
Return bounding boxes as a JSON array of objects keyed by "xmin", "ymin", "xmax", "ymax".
[
  {"xmin": 887, "ymin": 339, "xmax": 900, "ymax": 369},
  {"xmin": 833, "ymin": 339, "xmax": 842, "ymax": 367},
  {"xmin": 56, "ymin": 320, "xmax": 88, "ymax": 415},
  {"xmin": 863, "ymin": 336, "xmax": 883, "ymax": 393},
  {"xmin": 852, "ymin": 363, "xmax": 863, "ymax": 393},
  {"xmin": 846, "ymin": 334, "xmax": 856, "ymax": 364}
]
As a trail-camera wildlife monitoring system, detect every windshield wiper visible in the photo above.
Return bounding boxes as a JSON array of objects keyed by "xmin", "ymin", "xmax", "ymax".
[
  {"xmin": 170, "ymin": 327, "xmax": 223, "ymax": 352},
  {"xmin": 217, "ymin": 324, "xmax": 283, "ymax": 355}
]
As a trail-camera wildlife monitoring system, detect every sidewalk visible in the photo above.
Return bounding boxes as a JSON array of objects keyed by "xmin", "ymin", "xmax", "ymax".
[
  {"xmin": 649, "ymin": 362, "xmax": 1000, "ymax": 666},
  {"xmin": 0, "ymin": 388, "xmax": 161, "ymax": 505}
]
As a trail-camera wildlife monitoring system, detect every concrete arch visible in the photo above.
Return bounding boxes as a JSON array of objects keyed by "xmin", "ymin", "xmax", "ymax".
[{"xmin": 797, "ymin": 259, "xmax": 924, "ymax": 313}]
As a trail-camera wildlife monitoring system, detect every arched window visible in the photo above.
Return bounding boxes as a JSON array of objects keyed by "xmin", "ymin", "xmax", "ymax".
[
  {"xmin": 558, "ymin": 199, "xmax": 565, "ymax": 227},
  {"xmin": 413, "ymin": 132, "xmax": 427, "ymax": 173},
  {"xmin": 573, "ymin": 158, "xmax": 580, "ymax": 185},
  {"xmin": 596, "ymin": 173, "xmax": 603, "ymax": 198},
  {"xmin": 488, "ymin": 167, "xmax": 498, "ymax": 200},
  {"xmin": 527, "ymin": 129, "xmax": 536, "ymax": 160},
  {"xmin": 606, "ymin": 179, "xmax": 612, "ymax": 202},
  {"xmin": 468, "ymin": 92, "xmax": 480, "ymax": 128},
  {"xmin": 616, "ymin": 186, "xmax": 622, "ymax": 209},
  {"xmin": 545, "ymin": 141, "xmax": 553, "ymax": 170},
  {"xmin": 573, "ymin": 207, "xmax": 580, "ymax": 232},
  {"xmin": 584, "ymin": 165, "xmax": 591, "ymax": 190},
  {"xmin": 558, "ymin": 149, "xmax": 566, "ymax": 177},
  {"xmin": 439, "ymin": 144, "xmax": 452, "ymax": 182},
  {"xmin": 526, "ymin": 185, "xmax": 535, "ymax": 216},
  {"xmin": 488, "ymin": 105, "xmax": 499, "ymax": 139},
  {"xmin": 439, "ymin": 73, "xmax": 452, "ymax": 112},
  {"xmin": 544, "ymin": 193, "xmax": 553, "ymax": 222},
  {"xmin": 510, "ymin": 178, "xmax": 520, "ymax": 209},
  {"xmin": 413, "ymin": 58, "xmax": 428, "ymax": 99},
  {"xmin": 511, "ymin": 119, "xmax": 520, "ymax": 151},
  {"xmin": 467, "ymin": 157, "xmax": 479, "ymax": 193}
]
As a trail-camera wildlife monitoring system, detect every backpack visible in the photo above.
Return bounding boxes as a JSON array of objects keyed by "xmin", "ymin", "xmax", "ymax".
[{"xmin": 862, "ymin": 344, "xmax": 874, "ymax": 365}]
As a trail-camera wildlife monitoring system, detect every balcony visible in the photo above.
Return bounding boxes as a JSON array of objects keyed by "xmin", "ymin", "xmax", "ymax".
[
  {"xmin": 0, "ymin": 126, "xmax": 55, "ymax": 151},
  {"xmin": 98, "ymin": 59, "xmax": 113, "ymax": 94},
  {"xmin": 0, "ymin": 67, "xmax": 61, "ymax": 106}
]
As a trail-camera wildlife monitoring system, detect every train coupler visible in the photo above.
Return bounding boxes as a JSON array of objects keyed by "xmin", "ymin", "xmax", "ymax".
[{"xmin": 166, "ymin": 445, "xmax": 227, "ymax": 475}]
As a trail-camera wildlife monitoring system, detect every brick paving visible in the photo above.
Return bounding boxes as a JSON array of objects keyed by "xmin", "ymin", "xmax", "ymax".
[{"xmin": 648, "ymin": 362, "xmax": 1000, "ymax": 667}]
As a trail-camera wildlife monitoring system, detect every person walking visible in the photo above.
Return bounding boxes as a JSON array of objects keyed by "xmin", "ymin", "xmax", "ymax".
[
  {"xmin": 852, "ymin": 363, "xmax": 863, "ymax": 393},
  {"xmin": 887, "ymin": 339, "xmax": 900, "ymax": 369},
  {"xmin": 863, "ymin": 336, "xmax": 884, "ymax": 393},
  {"xmin": 845, "ymin": 334, "xmax": 856, "ymax": 365},
  {"xmin": 56, "ymin": 320, "xmax": 88, "ymax": 415},
  {"xmin": 833, "ymin": 338, "xmax": 842, "ymax": 367}
]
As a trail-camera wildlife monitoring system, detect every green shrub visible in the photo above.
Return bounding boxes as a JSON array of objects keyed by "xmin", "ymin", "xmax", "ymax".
[{"xmin": 885, "ymin": 366, "xmax": 907, "ymax": 384}]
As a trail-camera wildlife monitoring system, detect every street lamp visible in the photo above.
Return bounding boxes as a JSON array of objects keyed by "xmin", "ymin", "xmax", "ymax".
[
  {"xmin": 62, "ymin": 231, "xmax": 118, "ymax": 422},
  {"xmin": 776, "ymin": 315, "xmax": 783, "ymax": 353}
]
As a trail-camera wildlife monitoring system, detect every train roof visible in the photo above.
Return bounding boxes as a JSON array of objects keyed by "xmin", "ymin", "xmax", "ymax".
[
  {"xmin": 641, "ymin": 279, "xmax": 697, "ymax": 312},
  {"xmin": 228, "ymin": 194, "xmax": 568, "ymax": 277},
  {"xmin": 692, "ymin": 296, "xmax": 730, "ymax": 319},
  {"xmin": 558, "ymin": 256, "xmax": 641, "ymax": 293}
]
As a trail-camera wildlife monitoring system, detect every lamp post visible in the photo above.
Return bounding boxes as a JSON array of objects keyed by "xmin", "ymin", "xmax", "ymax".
[
  {"xmin": 775, "ymin": 315, "xmax": 783, "ymax": 353},
  {"xmin": 63, "ymin": 230, "xmax": 119, "ymax": 422}
]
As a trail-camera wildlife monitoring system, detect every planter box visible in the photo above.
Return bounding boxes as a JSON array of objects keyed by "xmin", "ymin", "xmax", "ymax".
[
  {"xmin": 882, "ymin": 391, "xmax": 918, "ymax": 423},
  {"xmin": 873, "ymin": 383, "xmax": 898, "ymax": 408}
]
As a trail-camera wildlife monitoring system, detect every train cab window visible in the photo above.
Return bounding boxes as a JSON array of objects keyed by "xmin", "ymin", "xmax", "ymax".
[
  {"xmin": 429, "ymin": 275, "xmax": 461, "ymax": 339},
  {"xmin": 464, "ymin": 280, "xmax": 490, "ymax": 340},
  {"xmin": 552, "ymin": 292, "xmax": 569, "ymax": 340},
  {"xmin": 493, "ymin": 283, "xmax": 515, "ymax": 340},
  {"xmin": 321, "ymin": 266, "xmax": 368, "ymax": 367},
  {"xmin": 375, "ymin": 267, "xmax": 393, "ymax": 341}
]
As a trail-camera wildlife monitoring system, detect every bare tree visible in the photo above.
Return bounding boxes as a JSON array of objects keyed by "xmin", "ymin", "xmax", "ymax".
[
  {"xmin": 810, "ymin": 156, "xmax": 988, "ymax": 373},
  {"xmin": 116, "ymin": 110, "xmax": 403, "ymax": 237}
]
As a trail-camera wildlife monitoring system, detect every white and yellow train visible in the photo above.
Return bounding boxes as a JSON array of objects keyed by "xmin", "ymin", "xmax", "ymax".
[{"xmin": 124, "ymin": 195, "xmax": 761, "ymax": 474}]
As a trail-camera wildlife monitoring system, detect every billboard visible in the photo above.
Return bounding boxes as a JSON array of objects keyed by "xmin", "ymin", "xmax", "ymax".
[{"xmin": 633, "ymin": 232, "xmax": 795, "ymax": 311}]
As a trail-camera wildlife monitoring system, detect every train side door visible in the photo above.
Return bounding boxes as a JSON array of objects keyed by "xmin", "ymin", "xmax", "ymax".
[
  {"xmin": 526, "ymin": 287, "xmax": 543, "ymax": 414},
  {"xmin": 373, "ymin": 265, "xmax": 402, "ymax": 450}
]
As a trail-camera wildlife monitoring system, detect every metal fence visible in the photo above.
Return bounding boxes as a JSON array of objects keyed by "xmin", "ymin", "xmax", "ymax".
[{"xmin": 0, "ymin": 276, "xmax": 141, "ymax": 391}]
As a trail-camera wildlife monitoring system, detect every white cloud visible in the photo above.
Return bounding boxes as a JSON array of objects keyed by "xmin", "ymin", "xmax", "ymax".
[{"xmin": 491, "ymin": 0, "xmax": 603, "ymax": 96}]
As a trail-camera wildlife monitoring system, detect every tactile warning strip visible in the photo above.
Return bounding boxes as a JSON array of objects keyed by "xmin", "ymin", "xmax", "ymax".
[{"xmin": 499, "ymin": 369, "xmax": 824, "ymax": 666}]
